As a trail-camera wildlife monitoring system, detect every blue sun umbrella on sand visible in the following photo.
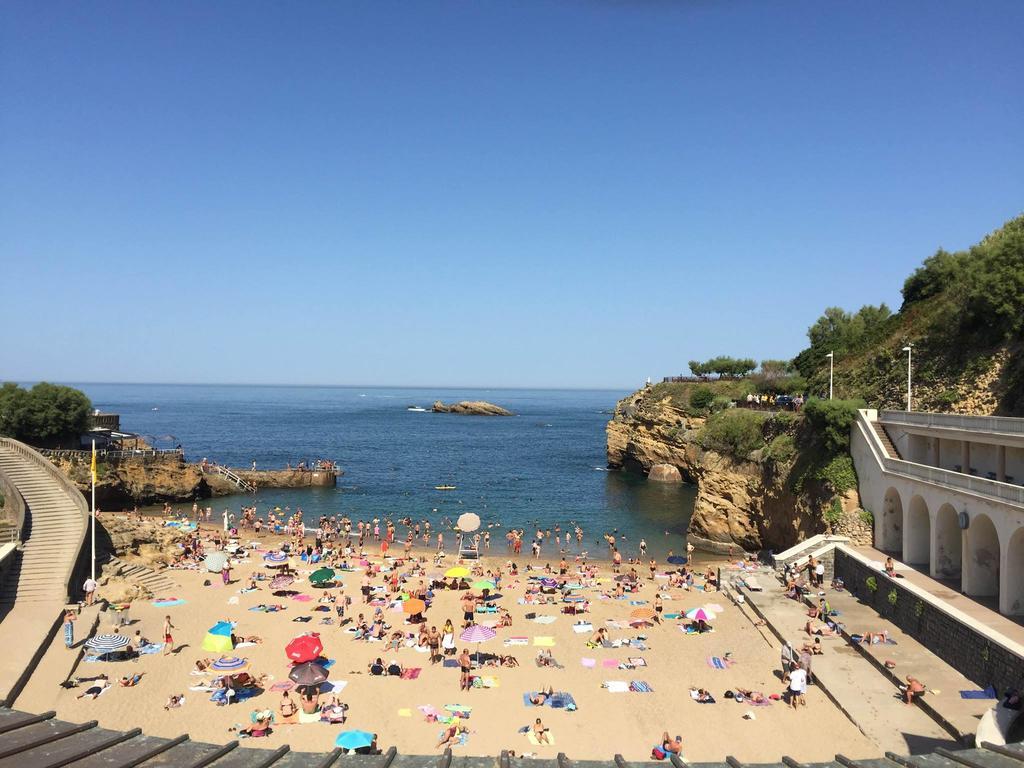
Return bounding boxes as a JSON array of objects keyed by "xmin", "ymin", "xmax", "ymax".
[
  {"xmin": 202, "ymin": 621, "xmax": 235, "ymax": 653},
  {"xmin": 335, "ymin": 730, "xmax": 375, "ymax": 750},
  {"xmin": 264, "ymin": 551, "xmax": 289, "ymax": 565}
]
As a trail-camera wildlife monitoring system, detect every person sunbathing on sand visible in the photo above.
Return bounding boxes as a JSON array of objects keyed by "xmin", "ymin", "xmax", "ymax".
[
  {"xmin": 77, "ymin": 675, "xmax": 110, "ymax": 699},
  {"xmin": 662, "ymin": 733, "xmax": 683, "ymax": 755},
  {"xmin": 278, "ymin": 691, "xmax": 297, "ymax": 723},
  {"xmin": 735, "ymin": 688, "xmax": 767, "ymax": 704},
  {"xmin": 530, "ymin": 686, "xmax": 554, "ymax": 706},
  {"xmin": 164, "ymin": 693, "xmax": 184, "ymax": 709},
  {"xmin": 119, "ymin": 673, "xmax": 143, "ymax": 687},
  {"xmin": 532, "ymin": 718, "xmax": 551, "ymax": 744},
  {"xmin": 436, "ymin": 722, "xmax": 466, "ymax": 748},
  {"xmin": 195, "ymin": 659, "xmax": 213, "ymax": 672}
]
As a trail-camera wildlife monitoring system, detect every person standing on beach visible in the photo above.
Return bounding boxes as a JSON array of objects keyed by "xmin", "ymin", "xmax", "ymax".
[
  {"xmin": 63, "ymin": 609, "xmax": 76, "ymax": 648},
  {"xmin": 83, "ymin": 575, "xmax": 97, "ymax": 606},
  {"xmin": 163, "ymin": 616, "xmax": 176, "ymax": 656},
  {"xmin": 788, "ymin": 665, "xmax": 808, "ymax": 708},
  {"xmin": 781, "ymin": 640, "xmax": 794, "ymax": 679}
]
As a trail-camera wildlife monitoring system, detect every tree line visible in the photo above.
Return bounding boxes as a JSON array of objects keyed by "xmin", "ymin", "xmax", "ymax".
[{"xmin": 0, "ymin": 382, "xmax": 93, "ymax": 447}]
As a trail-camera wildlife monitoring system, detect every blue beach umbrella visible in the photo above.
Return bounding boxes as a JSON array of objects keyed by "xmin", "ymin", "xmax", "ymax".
[
  {"xmin": 667, "ymin": 556, "xmax": 687, "ymax": 565},
  {"xmin": 264, "ymin": 551, "xmax": 288, "ymax": 564},
  {"xmin": 202, "ymin": 621, "xmax": 235, "ymax": 653},
  {"xmin": 335, "ymin": 730, "xmax": 375, "ymax": 750},
  {"xmin": 210, "ymin": 655, "xmax": 249, "ymax": 673},
  {"xmin": 85, "ymin": 633, "xmax": 131, "ymax": 654}
]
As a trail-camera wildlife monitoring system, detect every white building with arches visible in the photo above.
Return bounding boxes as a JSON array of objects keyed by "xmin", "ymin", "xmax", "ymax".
[{"xmin": 851, "ymin": 409, "xmax": 1024, "ymax": 616}]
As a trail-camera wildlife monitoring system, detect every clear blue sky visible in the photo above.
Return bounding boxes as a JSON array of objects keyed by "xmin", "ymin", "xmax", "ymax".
[{"xmin": 2, "ymin": 2, "xmax": 1022, "ymax": 389}]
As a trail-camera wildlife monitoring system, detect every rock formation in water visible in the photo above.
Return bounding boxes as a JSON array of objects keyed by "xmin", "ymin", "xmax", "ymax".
[
  {"xmin": 606, "ymin": 387, "xmax": 870, "ymax": 553},
  {"xmin": 432, "ymin": 400, "xmax": 514, "ymax": 416}
]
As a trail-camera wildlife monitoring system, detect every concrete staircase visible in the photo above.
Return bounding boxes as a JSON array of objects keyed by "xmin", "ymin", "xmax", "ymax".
[
  {"xmin": 106, "ymin": 556, "xmax": 177, "ymax": 595},
  {"xmin": 871, "ymin": 422, "xmax": 900, "ymax": 459},
  {"xmin": 0, "ymin": 440, "xmax": 88, "ymax": 605}
]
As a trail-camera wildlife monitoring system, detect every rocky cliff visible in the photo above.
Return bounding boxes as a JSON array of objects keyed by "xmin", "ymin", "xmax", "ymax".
[{"xmin": 606, "ymin": 387, "xmax": 869, "ymax": 553}]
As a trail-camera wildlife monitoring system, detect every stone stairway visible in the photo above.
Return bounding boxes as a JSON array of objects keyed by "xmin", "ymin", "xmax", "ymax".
[
  {"xmin": 871, "ymin": 422, "xmax": 900, "ymax": 459},
  {"xmin": 0, "ymin": 440, "xmax": 87, "ymax": 605},
  {"xmin": 106, "ymin": 556, "xmax": 177, "ymax": 595}
]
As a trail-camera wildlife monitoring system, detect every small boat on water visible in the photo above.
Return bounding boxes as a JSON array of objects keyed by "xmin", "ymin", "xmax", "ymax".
[
  {"xmin": 434, "ymin": 485, "xmax": 456, "ymax": 491},
  {"xmin": 407, "ymin": 406, "xmax": 427, "ymax": 412}
]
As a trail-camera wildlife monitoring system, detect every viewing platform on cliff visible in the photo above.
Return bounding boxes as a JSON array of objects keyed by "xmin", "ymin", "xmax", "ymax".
[{"xmin": 200, "ymin": 461, "xmax": 341, "ymax": 492}]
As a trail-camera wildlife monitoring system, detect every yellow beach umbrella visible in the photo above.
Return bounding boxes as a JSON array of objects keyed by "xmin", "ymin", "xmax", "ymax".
[{"xmin": 445, "ymin": 567, "xmax": 470, "ymax": 579}]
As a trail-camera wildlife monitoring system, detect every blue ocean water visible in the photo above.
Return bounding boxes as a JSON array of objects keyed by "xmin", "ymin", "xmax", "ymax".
[{"xmin": 72, "ymin": 384, "xmax": 696, "ymax": 560}]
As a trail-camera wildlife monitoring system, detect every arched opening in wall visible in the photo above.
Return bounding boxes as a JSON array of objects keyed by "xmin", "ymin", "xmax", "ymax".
[
  {"xmin": 933, "ymin": 503, "xmax": 962, "ymax": 579},
  {"xmin": 1005, "ymin": 528, "xmax": 1024, "ymax": 616},
  {"xmin": 964, "ymin": 513, "xmax": 1000, "ymax": 600},
  {"xmin": 904, "ymin": 495, "xmax": 930, "ymax": 566},
  {"xmin": 881, "ymin": 488, "xmax": 903, "ymax": 554}
]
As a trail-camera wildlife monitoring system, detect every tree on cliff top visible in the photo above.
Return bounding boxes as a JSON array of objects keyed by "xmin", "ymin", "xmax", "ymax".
[
  {"xmin": 689, "ymin": 356, "xmax": 757, "ymax": 378},
  {"xmin": 0, "ymin": 382, "xmax": 92, "ymax": 446}
]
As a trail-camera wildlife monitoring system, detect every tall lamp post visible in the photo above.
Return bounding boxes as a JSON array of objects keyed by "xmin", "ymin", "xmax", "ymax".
[
  {"xmin": 826, "ymin": 351, "xmax": 834, "ymax": 400},
  {"xmin": 902, "ymin": 345, "xmax": 913, "ymax": 411}
]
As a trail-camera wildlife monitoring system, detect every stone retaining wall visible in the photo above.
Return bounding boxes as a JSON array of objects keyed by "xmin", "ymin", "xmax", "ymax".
[{"xmin": 835, "ymin": 548, "xmax": 1023, "ymax": 694}]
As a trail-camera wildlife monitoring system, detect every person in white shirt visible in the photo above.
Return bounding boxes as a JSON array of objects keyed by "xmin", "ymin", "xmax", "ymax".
[
  {"xmin": 814, "ymin": 560, "xmax": 825, "ymax": 587},
  {"xmin": 788, "ymin": 666, "xmax": 808, "ymax": 708},
  {"xmin": 83, "ymin": 577, "xmax": 98, "ymax": 606}
]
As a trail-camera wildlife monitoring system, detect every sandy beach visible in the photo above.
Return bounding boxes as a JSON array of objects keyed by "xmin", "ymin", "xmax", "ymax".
[{"xmin": 18, "ymin": 517, "xmax": 878, "ymax": 762}]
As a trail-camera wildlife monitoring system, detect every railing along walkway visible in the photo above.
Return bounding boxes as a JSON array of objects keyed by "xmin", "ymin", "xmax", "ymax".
[{"xmin": 204, "ymin": 464, "xmax": 257, "ymax": 494}]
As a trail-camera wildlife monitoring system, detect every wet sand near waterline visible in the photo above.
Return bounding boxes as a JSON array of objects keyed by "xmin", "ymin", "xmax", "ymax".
[{"xmin": 19, "ymin": 521, "xmax": 878, "ymax": 762}]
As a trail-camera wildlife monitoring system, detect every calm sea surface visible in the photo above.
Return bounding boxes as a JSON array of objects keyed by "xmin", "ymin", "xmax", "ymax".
[{"xmin": 71, "ymin": 384, "xmax": 696, "ymax": 560}]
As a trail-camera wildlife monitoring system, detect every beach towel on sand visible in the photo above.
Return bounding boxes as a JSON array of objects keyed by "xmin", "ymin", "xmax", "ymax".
[
  {"xmin": 298, "ymin": 709, "xmax": 322, "ymax": 724},
  {"xmin": 960, "ymin": 687, "xmax": 997, "ymax": 699},
  {"xmin": 504, "ymin": 637, "xmax": 529, "ymax": 646},
  {"xmin": 630, "ymin": 680, "xmax": 654, "ymax": 693},
  {"xmin": 572, "ymin": 623, "xmax": 593, "ymax": 634},
  {"xmin": 401, "ymin": 668, "xmax": 422, "ymax": 680},
  {"xmin": 527, "ymin": 731, "xmax": 556, "ymax": 746},
  {"xmin": 581, "ymin": 658, "xmax": 596, "ymax": 668},
  {"xmin": 707, "ymin": 656, "xmax": 731, "ymax": 670},
  {"xmin": 533, "ymin": 637, "xmax": 556, "ymax": 647},
  {"xmin": 603, "ymin": 681, "xmax": 629, "ymax": 693}
]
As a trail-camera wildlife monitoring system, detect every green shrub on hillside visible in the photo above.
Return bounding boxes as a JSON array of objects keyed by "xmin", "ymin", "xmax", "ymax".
[
  {"xmin": 802, "ymin": 398, "xmax": 864, "ymax": 454},
  {"xmin": 765, "ymin": 434, "xmax": 796, "ymax": 464},
  {"xmin": 815, "ymin": 454, "xmax": 858, "ymax": 493},
  {"xmin": 700, "ymin": 409, "xmax": 767, "ymax": 457},
  {"xmin": 689, "ymin": 386, "xmax": 715, "ymax": 412}
]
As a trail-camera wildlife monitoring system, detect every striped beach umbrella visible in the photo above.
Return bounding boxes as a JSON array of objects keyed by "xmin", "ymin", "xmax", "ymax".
[
  {"xmin": 85, "ymin": 634, "xmax": 131, "ymax": 654},
  {"xmin": 685, "ymin": 608, "xmax": 714, "ymax": 622},
  {"xmin": 460, "ymin": 624, "xmax": 496, "ymax": 644},
  {"xmin": 263, "ymin": 551, "xmax": 289, "ymax": 565},
  {"xmin": 210, "ymin": 656, "xmax": 249, "ymax": 673}
]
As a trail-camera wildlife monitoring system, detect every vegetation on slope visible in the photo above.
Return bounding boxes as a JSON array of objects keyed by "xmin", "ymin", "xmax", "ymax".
[{"xmin": 793, "ymin": 214, "xmax": 1024, "ymax": 415}]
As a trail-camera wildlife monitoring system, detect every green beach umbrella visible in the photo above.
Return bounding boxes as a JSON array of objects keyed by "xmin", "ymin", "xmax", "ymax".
[
  {"xmin": 472, "ymin": 580, "xmax": 496, "ymax": 591},
  {"xmin": 309, "ymin": 567, "xmax": 336, "ymax": 584}
]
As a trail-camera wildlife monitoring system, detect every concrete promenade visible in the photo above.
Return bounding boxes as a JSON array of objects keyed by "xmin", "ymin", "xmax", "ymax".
[{"xmin": 740, "ymin": 572, "xmax": 995, "ymax": 753}]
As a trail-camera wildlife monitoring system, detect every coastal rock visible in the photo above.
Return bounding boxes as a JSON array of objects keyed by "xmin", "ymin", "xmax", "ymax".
[
  {"xmin": 431, "ymin": 400, "xmax": 514, "ymax": 416},
  {"xmin": 647, "ymin": 463, "xmax": 683, "ymax": 483},
  {"xmin": 606, "ymin": 387, "xmax": 860, "ymax": 553}
]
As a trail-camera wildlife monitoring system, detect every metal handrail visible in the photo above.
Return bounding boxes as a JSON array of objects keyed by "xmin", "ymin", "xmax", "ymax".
[
  {"xmin": 880, "ymin": 410, "xmax": 1024, "ymax": 436},
  {"xmin": 39, "ymin": 448, "xmax": 184, "ymax": 461}
]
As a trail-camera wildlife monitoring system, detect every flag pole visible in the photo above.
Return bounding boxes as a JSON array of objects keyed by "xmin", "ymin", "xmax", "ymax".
[{"xmin": 91, "ymin": 439, "xmax": 96, "ymax": 582}]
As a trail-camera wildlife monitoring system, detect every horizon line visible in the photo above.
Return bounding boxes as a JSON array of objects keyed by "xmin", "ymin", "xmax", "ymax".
[{"xmin": 15, "ymin": 379, "xmax": 641, "ymax": 393}]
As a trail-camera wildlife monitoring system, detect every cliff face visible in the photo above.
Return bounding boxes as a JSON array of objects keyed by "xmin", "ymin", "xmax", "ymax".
[
  {"xmin": 606, "ymin": 388, "xmax": 867, "ymax": 552},
  {"xmin": 53, "ymin": 456, "xmax": 235, "ymax": 509}
]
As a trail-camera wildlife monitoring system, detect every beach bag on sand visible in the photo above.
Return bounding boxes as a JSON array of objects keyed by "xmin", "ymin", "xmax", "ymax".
[{"xmin": 651, "ymin": 747, "xmax": 666, "ymax": 760}]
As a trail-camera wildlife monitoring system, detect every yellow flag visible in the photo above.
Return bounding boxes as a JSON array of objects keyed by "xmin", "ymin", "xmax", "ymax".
[{"xmin": 91, "ymin": 444, "xmax": 97, "ymax": 483}]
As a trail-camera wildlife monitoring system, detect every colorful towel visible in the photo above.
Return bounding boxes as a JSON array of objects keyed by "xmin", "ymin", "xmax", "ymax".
[
  {"xmin": 571, "ymin": 623, "xmax": 593, "ymax": 634},
  {"xmin": 401, "ymin": 668, "xmax": 422, "ymax": 680},
  {"xmin": 270, "ymin": 681, "xmax": 295, "ymax": 692},
  {"xmin": 298, "ymin": 709, "xmax": 322, "ymax": 724},
  {"xmin": 628, "ymin": 657, "xmax": 647, "ymax": 667},
  {"xmin": 292, "ymin": 594, "xmax": 312, "ymax": 602},
  {"xmin": 505, "ymin": 637, "xmax": 529, "ymax": 646},
  {"xmin": 630, "ymin": 680, "xmax": 654, "ymax": 693},
  {"xmin": 152, "ymin": 598, "xmax": 185, "ymax": 607},
  {"xmin": 139, "ymin": 643, "xmax": 164, "ymax": 655},
  {"xmin": 603, "ymin": 680, "xmax": 629, "ymax": 693},
  {"xmin": 707, "ymin": 656, "xmax": 730, "ymax": 670},
  {"xmin": 533, "ymin": 637, "xmax": 555, "ymax": 647},
  {"xmin": 601, "ymin": 659, "xmax": 619, "ymax": 669},
  {"xmin": 443, "ymin": 659, "xmax": 460, "ymax": 668},
  {"xmin": 580, "ymin": 658, "xmax": 596, "ymax": 668}
]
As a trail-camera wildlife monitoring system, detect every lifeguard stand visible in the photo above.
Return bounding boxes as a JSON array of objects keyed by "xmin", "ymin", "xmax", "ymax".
[{"xmin": 456, "ymin": 512, "xmax": 481, "ymax": 560}]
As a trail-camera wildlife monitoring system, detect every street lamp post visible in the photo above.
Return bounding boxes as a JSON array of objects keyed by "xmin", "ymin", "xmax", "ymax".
[
  {"xmin": 826, "ymin": 351, "xmax": 834, "ymax": 400},
  {"xmin": 902, "ymin": 345, "xmax": 913, "ymax": 411}
]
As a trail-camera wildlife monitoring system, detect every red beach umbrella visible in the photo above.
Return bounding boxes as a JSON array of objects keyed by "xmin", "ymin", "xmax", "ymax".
[{"xmin": 286, "ymin": 632, "xmax": 324, "ymax": 663}]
